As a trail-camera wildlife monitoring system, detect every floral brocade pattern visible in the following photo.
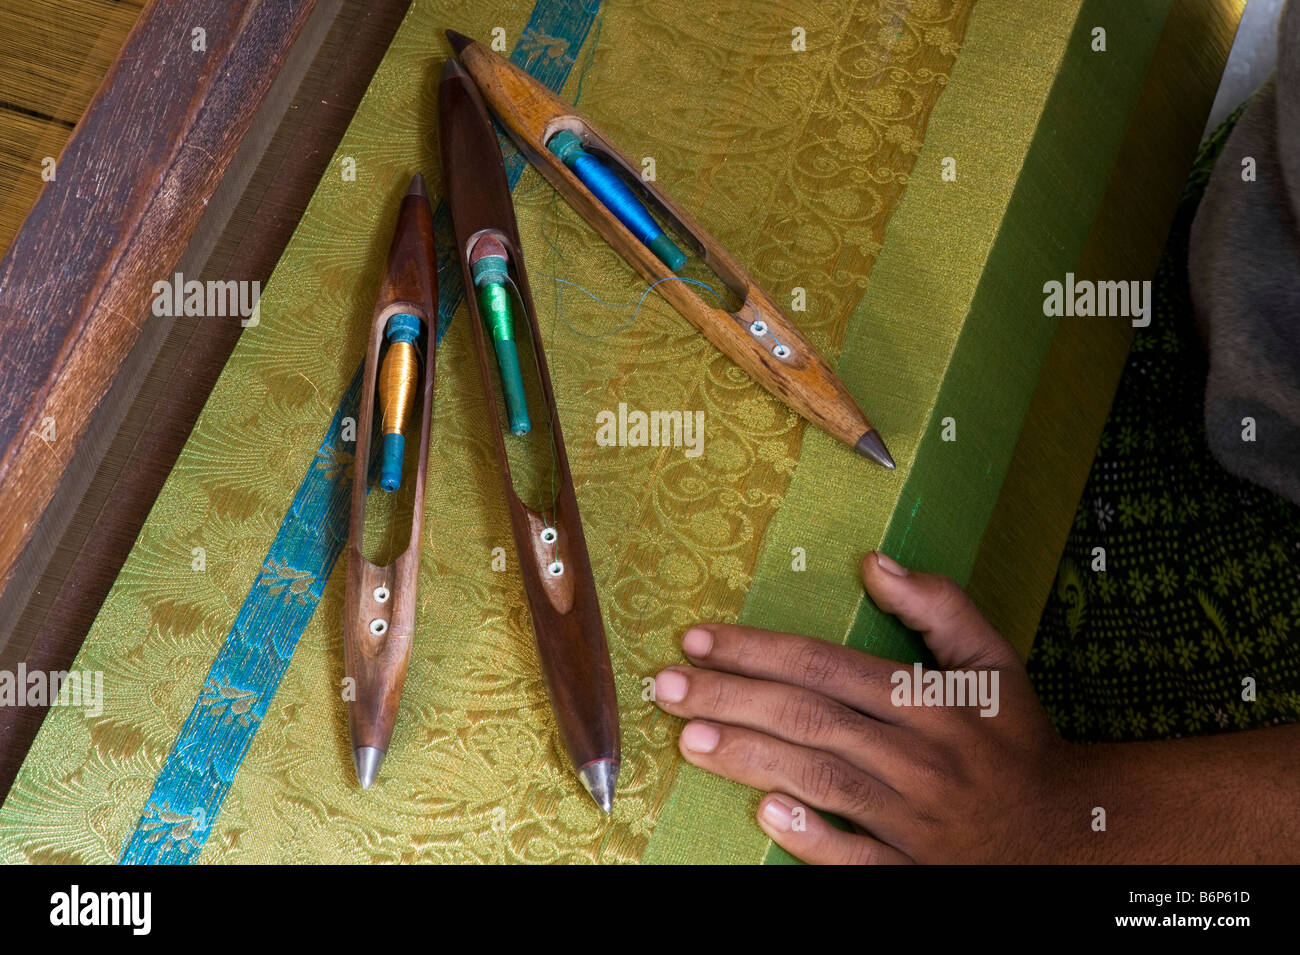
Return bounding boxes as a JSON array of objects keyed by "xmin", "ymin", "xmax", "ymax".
[{"xmin": 0, "ymin": 0, "xmax": 971, "ymax": 863}]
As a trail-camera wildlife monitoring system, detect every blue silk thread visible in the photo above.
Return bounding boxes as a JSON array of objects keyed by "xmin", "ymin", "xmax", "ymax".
[{"xmin": 569, "ymin": 153, "xmax": 662, "ymax": 245}]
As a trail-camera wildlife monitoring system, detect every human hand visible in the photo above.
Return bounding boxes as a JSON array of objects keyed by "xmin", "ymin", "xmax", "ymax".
[{"xmin": 653, "ymin": 552, "xmax": 1096, "ymax": 863}]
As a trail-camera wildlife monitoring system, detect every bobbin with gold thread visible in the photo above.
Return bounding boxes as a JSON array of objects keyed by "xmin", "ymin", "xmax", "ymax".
[{"xmin": 343, "ymin": 173, "xmax": 438, "ymax": 789}]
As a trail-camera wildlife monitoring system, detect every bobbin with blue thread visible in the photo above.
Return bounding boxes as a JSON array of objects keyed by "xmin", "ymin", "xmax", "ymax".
[
  {"xmin": 376, "ymin": 312, "xmax": 422, "ymax": 492},
  {"xmin": 445, "ymin": 30, "xmax": 898, "ymax": 469},
  {"xmin": 547, "ymin": 130, "xmax": 687, "ymax": 272}
]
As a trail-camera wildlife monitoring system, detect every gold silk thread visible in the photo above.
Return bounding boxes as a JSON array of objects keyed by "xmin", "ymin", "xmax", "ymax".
[
  {"xmin": 378, "ymin": 341, "xmax": 419, "ymax": 437},
  {"xmin": 376, "ymin": 312, "xmax": 422, "ymax": 493}
]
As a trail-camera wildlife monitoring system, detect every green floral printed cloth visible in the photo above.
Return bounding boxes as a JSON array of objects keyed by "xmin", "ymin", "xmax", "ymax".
[{"xmin": 1030, "ymin": 110, "xmax": 1300, "ymax": 742}]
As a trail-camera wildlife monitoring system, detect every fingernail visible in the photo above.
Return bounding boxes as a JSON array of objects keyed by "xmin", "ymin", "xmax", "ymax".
[
  {"xmin": 682, "ymin": 627, "xmax": 713, "ymax": 658},
  {"xmin": 680, "ymin": 722, "xmax": 720, "ymax": 753},
  {"xmin": 875, "ymin": 551, "xmax": 909, "ymax": 576},
  {"xmin": 655, "ymin": 669, "xmax": 688, "ymax": 704},
  {"xmin": 761, "ymin": 795, "xmax": 798, "ymax": 832}
]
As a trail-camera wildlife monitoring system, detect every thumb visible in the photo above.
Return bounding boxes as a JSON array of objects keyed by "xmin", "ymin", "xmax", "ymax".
[{"xmin": 861, "ymin": 552, "xmax": 1018, "ymax": 671}]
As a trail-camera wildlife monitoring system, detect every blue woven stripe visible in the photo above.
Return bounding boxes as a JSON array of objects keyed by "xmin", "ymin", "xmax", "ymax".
[
  {"xmin": 120, "ymin": 374, "xmax": 362, "ymax": 863},
  {"xmin": 120, "ymin": 0, "xmax": 603, "ymax": 864}
]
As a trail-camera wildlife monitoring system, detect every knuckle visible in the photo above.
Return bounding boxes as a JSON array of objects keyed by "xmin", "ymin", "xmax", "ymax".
[
  {"xmin": 931, "ymin": 576, "xmax": 969, "ymax": 622},
  {"xmin": 778, "ymin": 693, "xmax": 860, "ymax": 745},
  {"xmin": 722, "ymin": 627, "xmax": 744, "ymax": 659},
  {"xmin": 786, "ymin": 641, "xmax": 843, "ymax": 687},
  {"xmin": 779, "ymin": 693, "xmax": 828, "ymax": 740},
  {"xmin": 911, "ymin": 807, "xmax": 943, "ymax": 833},
  {"xmin": 916, "ymin": 755, "xmax": 946, "ymax": 785},
  {"xmin": 702, "ymin": 673, "xmax": 736, "ymax": 714},
  {"xmin": 798, "ymin": 753, "xmax": 841, "ymax": 800},
  {"xmin": 730, "ymin": 627, "xmax": 764, "ymax": 667},
  {"xmin": 720, "ymin": 728, "xmax": 764, "ymax": 772},
  {"xmin": 840, "ymin": 706, "xmax": 877, "ymax": 743},
  {"xmin": 853, "ymin": 777, "xmax": 888, "ymax": 815},
  {"xmin": 796, "ymin": 753, "xmax": 886, "ymax": 817},
  {"xmin": 910, "ymin": 746, "xmax": 957, "ymax": 791}
]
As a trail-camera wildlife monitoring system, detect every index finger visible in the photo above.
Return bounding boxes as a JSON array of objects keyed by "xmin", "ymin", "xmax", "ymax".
[{"xmin": 681, "ymin": 623, "xmax": 908, "ymax": 722}]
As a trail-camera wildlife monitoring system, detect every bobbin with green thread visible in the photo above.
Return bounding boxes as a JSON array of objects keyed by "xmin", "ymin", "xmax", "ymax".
[{"xmin": 472, "ymin": 254, "xmax": 531, "ymax": 436}]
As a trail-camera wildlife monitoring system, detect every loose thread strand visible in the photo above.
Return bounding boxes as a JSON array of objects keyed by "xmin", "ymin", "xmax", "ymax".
[{"xmin": 552, "ymin": 274, "xmax": 728, "ymax": 340}]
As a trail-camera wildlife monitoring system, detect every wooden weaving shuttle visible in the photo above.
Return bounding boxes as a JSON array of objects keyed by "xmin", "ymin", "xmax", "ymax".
[
  {"xmin": 343, "ymin": 174, "xmax": 438, "ymax": 789},
  {"xmin": 444, "ymin": 30, "xmax": 896, "ymax": 469},
  {"xmin": 439, "ymin": 58, "xmax": 621, "ymax": 812}
]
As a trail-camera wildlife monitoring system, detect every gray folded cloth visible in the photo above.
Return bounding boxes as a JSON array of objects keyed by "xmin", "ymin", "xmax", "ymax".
[{"xmin": 1188, "ymin": 0, "xmax": 1300, "ymax": 505}]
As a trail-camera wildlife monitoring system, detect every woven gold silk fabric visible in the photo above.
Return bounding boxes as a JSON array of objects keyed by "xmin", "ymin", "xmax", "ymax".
[{"xmin": 0, "ymin": 0, "xmax": 973, "ymax": 863}]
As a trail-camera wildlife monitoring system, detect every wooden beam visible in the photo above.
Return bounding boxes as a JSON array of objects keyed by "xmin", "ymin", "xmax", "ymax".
[
  {"xmin": 0, "ymin": 0, "xmax": 413, "ymax": 800},
  {"xmin": 0, "ymin": 0, "xmax": 345, "ymax": 636}
]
